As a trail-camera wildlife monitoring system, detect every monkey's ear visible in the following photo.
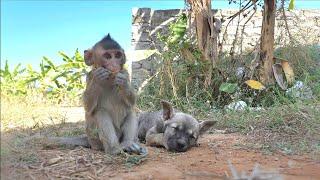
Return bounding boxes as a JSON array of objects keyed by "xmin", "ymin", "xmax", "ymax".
[
  {"xmin": 160, "ymin": 100, "xmax": 174, "ymax": 121},
  {"xmin": 199, "ymin": 120, "xmax": 217, "ymax": 135},
  {"xmin": 84, "ymin": 49, "xmax": 93, "ymax": 66},
  {"xmin": 122, "ymin": 52, "xmax": 127, "ymax": 65}
]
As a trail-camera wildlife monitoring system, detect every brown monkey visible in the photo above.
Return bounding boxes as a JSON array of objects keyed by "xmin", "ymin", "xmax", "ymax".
[
  {"xmin": 41, "ymin": 34, "xmax": 146, "ymax": 155},
  {"xmin": 82, "ymin": 34, "xmax": 146, "ymax": 155}
]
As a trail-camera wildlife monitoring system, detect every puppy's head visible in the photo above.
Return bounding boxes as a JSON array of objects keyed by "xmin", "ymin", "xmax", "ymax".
[{"xmin": 160, "ymin": 100, "xmax": 216, "ymax": 152}]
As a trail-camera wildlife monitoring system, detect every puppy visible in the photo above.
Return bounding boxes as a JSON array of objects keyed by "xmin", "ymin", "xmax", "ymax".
[{"xmin": 137, "ymin": 100, "xmax": 216, "ymax": 152}]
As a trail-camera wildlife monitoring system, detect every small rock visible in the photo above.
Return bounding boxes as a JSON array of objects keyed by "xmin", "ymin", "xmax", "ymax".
[
  {"xmin": 236, "ymin": 67, "xmax": 245, "ymax": 79},
  {"xmin": 286, "ymin": 81, "xmax": 313, "ymax": 100},
  {"xmin": 225, "ymin": 100, "xmax": 247, "ymax": 111}
]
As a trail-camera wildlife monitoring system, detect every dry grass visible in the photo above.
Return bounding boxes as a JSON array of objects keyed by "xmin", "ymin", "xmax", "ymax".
[
  {"xmin": 213, "ymin": 102, "xmax": 320, "ymax": 159},
  {"xmin": 2, "ymin": 147, "xmax": 147, "ymax": 180},
  {"xmin": 1, "ymin": 98, "xmax": 147, "ymax": 179},
  {"xmin": 1, "ymin": 95, "xmax": 319, "ymax": 179}
]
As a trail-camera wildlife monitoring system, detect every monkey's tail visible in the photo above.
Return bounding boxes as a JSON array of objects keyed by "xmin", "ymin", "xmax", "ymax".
[{"xmin": 43, "ymin": 134, "xmax": 90, "ymax": 148}]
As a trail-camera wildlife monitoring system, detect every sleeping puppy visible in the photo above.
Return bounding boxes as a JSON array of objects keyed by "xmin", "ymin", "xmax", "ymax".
[{"xmin": 137, "ymin": 100, "xmax": 216, "ymax": 152}]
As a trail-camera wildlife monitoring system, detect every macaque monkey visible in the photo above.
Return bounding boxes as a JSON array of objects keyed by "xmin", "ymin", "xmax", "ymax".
[{"xmin": 83, "ymin": 34, "xmax": 146, "ymax": 155}]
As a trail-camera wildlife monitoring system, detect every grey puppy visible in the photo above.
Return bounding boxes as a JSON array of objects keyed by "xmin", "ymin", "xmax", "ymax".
[{"xmin": 137, "ymin": 100, "xmax": 216, "ymax": 152}]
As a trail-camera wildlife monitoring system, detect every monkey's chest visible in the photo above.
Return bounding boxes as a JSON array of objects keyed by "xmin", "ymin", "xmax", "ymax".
[{"xmin": 99, "ymin": 93, "xmax": 129, "ymax": 128}]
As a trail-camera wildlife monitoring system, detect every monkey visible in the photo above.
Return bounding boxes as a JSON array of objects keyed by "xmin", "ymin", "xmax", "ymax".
[
  {"xmin": 137, "ymin": 100, "xmax": 216, "ymax": 152},
  {"xmin": 82, "ymin": 34, "xmax": 146, "ymax": 155},
  {"xmin": 42, "ymin": 34, "xmax": 146, "ymax": 155}
]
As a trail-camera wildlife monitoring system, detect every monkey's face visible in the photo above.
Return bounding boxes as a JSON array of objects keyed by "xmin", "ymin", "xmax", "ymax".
[
  {"xmin": 162, "ymin": 113, "xmax": 200, "ymax": 152},
  {"xmin": 84, "ymin": 34, "xmax": 126, "ymax": 74},
  {"xmin": 93, "ymin": 47, "xmax": 125, "ymax": 74}
]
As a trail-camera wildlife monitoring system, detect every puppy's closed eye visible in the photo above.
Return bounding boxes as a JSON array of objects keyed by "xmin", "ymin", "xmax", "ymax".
[
  {"xmin": 189, "ymin": 133, "xmax": 197, "ymax": 139},
  {"xmin": 170, "ymin": 123, "xmax": 178, "ymax": 129}
]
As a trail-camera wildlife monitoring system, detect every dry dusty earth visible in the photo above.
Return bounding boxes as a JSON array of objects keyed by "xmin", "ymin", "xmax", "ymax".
[{"xmin": 2, "ymin": 133, "xmax": 320, "ymax": 180}]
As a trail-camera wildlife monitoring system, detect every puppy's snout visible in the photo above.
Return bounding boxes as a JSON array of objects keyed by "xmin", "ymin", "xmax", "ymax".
[{"xmin": 177, "ymin": 139, "xmax": 187, "ymax": 151}]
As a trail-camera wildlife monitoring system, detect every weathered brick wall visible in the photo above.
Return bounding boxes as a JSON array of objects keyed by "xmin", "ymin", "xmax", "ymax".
[{"xmin": 131, "ymin": 8, "xmax": 320, "ymax": 90}]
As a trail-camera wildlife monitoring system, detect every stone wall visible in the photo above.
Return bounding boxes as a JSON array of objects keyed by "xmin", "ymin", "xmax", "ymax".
[{"xmin": 131, "ymin": 8, "xmax": 320, "ymax": 90}]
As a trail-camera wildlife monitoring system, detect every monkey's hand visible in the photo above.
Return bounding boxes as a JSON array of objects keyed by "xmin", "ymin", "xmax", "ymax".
[
  {"xmin": 114, "ymin": 71, "xmax": 129, "ymax": 88},
  {"xmin": 92, "ymin": 67, "xmax": 112, "ymax": 86},
  {"xmin": 121, "ymin": 142, "xmax": 148, "ymax": 155}
]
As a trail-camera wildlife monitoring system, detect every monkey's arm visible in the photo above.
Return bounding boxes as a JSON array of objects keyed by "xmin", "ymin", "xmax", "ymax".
[
  {"xmin": 115, "ymin": 70, "xmax": 136, "ymax": 107},
  {"xmin": 145, "ymin": 126, "xmax": 165, "ymax": 147},
  {"xmin": 83, "ymin": 72, "xmax": 103, "ymax": 114},
  {"xmin": 120, "ymin": 112, "xmax": 147, "ymax": 155}
]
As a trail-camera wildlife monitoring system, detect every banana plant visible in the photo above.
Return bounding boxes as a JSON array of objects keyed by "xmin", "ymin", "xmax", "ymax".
[
  {"xmin": 168, "ymin": 13, "xmax": 188, "ymax": 44},
  {"xmin": 0, "ymin": 60, "xmax": 27, "ymax": 95}
]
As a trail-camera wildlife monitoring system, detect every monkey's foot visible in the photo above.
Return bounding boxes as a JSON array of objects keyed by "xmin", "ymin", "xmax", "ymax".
[{"xmin": 122, "ymin": 142, "xmax": 148, "ymax": 155}]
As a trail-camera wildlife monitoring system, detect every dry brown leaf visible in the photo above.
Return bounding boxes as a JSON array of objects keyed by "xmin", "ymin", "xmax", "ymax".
[
  {"xmin": 281, "ymin": 60, "xmax": 294, "ymax": 85},
  {"xmin": 272, "ymin": 63, "xmax": 287, "ymax": 90}
]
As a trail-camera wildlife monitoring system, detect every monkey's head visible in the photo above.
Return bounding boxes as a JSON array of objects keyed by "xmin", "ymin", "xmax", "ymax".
[
  {"xmin": 84, "ymin": 34, "xmax": 126, "ymax": 73},
  {"xmin": 159, "ymin": 100, "xmax": 217, "ymax": 152}
]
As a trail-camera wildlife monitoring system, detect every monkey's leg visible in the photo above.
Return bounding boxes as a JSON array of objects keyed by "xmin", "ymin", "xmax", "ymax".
[
  {"xmin": 95, "ymin": 111, "xmax": 121, "ymax": 155},
  {"xmin": 145, "ymin": 126, "xmax": 165, "ymax": 147},
  {"xmin": 85, "ymin": 114, "xmax": 103, "ymax": 151},
  {"xmin": 121, "ymin": 113, "xmax": 147, "ymax": 155}
]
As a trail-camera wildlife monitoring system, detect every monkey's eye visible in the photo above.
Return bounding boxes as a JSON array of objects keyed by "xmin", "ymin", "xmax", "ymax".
[
  {"xmin": 104, "ymin": 52, "xmax": 112, "ymax": 59},
  {"xmin": 115, "ymin": 51, "xmax": 122, "ymax": 59}
]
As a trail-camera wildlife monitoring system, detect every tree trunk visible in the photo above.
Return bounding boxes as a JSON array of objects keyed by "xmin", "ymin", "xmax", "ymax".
[
  {"xmin": 188, "ymin": 0, "xmax": 218, "ymax": 87},
  {"xmin": 259, "ymin": 0, "xmax": 276, "ymax": 85}
]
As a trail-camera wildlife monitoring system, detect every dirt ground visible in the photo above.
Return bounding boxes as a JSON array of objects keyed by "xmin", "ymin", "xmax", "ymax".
[{"xmin": 2, "ymin": 133, "xmax": 319, "ymax": 180}]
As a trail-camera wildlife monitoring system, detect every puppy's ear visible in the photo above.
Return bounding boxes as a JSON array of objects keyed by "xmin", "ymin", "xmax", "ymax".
[
  {"xmin": 199, "ymin": 120, "xmax": 217, "ymax": 135},
  {"xmin": 160, "ymin": 100, "xmax": 174, "ymax": 121}
]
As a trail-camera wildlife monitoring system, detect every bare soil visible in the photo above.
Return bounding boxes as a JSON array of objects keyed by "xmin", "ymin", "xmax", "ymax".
[{"xmin": 2, "ymin": 133, "xmax": 319, "ymax": 180}]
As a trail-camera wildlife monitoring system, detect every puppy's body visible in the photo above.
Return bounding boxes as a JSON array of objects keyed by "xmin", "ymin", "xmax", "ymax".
[
  {"xmin": 137, "ymin": 101, "xmax": 216, "ymax": 152},
  {"xmin": 137, "ymin": 111, "xmax": 163, "ymax": 142}
]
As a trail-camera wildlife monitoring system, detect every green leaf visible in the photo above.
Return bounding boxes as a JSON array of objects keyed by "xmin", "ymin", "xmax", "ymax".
[
  {"xmin": 43, "ymin": 56, "xmax": 57, "ymax": 70},
  {"xmin": 51, "ymin": 71, "xmax": 69, "ymax": 81},
  {"xmin": 75, "ymin": 49, "xmax": 84, "ymax": 62},
  {"xmin": 168, "ymin": 13, "xmax": 187, "ymax": 44},
  {"xmin": 12, "ymin": 63, "xmax": 22, "ymax": 75},
  {"xmin": 59, "ymin": 51, "xmax": 73, "ymax": 62},
  {"xmin": 219, "ymin": 83, "xmax": 238, "ymax": 94},
  {"xmin": 25, "ymin": 77, "xmax": 39, "ymax": 84},
  {"xmin": 4, "ymin": 60, "xmax": 9, "ymax": 75},
  {"xmin": 288, "ymin": 0, "xmax": 295, "ymax": 11}
]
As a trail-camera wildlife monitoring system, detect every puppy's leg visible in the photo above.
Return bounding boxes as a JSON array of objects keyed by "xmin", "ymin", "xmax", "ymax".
[
  {"xmin": 95, "ymin": 111, "xmax": 121, "ymax": 155},
  {"xmin": 145, "ymin": 127, "xmax": 165, "ymax": 147},
  {"xmin": 121, "ymin": 113, "xmax": 147, "ymax": 155}
]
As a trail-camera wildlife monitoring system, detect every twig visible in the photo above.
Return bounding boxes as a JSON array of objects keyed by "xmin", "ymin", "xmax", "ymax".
[
  {"xmin": 281, "ymin": 0, "xmax": 293, "ymax": 42},
  {"xmin": 248, "ymin": 40, "xmax": 261, "ymax": 79},
  {"xmin": 227, "ymin": 0, "xmax": 254, "ymax": 20},
  {"xmin": 240, "ymin": 6, "xmax": 257, "ymax": 55},
  {"xmin": 137, "ymin": 70, "xmax": 160, "ymax": 95},
  {"xmin": 229, "ymin": 0, "xmax": 243, "ymax": 60},
  {"xmin": 219, "ymin": 1, "xmax": 255, "ymax": 56}
]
